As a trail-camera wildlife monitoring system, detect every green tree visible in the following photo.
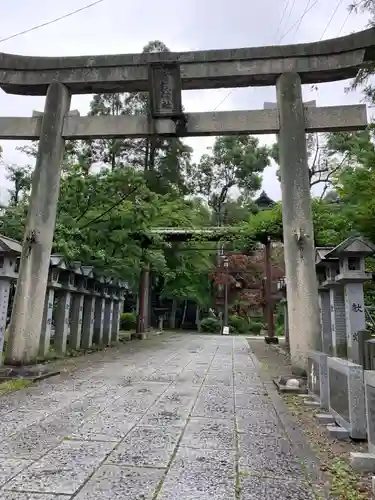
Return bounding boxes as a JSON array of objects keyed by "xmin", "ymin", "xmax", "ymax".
[
  {"xmin": 188, "ymin": 135, "xmax": 270, "ymax": 225},
  {"xmin": 5, "ymin": 164, "xmax": 33, "ymax": 206},
  {"xmin": 71, "ymin": 40, "xmax": 193, "ymax": 195},
  {"xmin": 271, "ymin": 133, "xmax": 345, "ymax": 196}
]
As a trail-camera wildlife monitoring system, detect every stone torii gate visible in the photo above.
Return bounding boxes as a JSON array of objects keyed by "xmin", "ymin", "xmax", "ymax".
[{"xmin": 0, "ymin": 28, "xmax": 373, "ymax": 371}]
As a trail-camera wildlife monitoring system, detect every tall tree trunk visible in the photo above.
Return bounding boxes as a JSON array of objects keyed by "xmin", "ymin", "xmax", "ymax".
[
  {"xmin": 196, "ymin": 305, "xmax": 201, "ymax": 332},
  {"xmin": 169, "ymin": 299, "xmax": 177, "ymax": 329},
  {"xmin": 181, "ymin": 300, "xmax": 188, "ymax": 328}
]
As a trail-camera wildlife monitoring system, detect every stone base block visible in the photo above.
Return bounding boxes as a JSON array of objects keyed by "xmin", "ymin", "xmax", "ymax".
[
  {"xmin": 120, "ymin": 332, "xmax": 131, "ymax": 341},
  {"xmin": 372, "ymin": 476, "xmax": 375, "ymax": 495},
  {"xmin": 131, "ymin": 332, "xmax": 148, "ymax": 340},
  {"xmin": 264, "ymin": 336, "xmax": 279, "ymax": 344},
  {"xmin": 315, "ymin": 413, "xmax": 335, "ymax": 425},
  {"xmin": 0, "ymin": 366, "xmax": 60, "ymax": 382},
  {"xmin": 326, "ymin": 425, "xmax": 350, "ymax": 441},
  {"xmin": 303, "ymin": 399, "xmax": 320, "ymax": 407},
  {"xmin": 349, "ymin": 452, "xmax": 375, "ymax": 473}
]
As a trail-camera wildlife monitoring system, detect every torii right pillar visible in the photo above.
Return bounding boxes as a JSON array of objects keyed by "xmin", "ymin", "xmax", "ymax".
[{"xmin": 276, "ymin": 72, "xmax": 321, "ymax": 374}]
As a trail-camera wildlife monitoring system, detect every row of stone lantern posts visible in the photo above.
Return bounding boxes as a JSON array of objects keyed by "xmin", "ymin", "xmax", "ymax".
[
  {"xmin": 314, "ymin": 236, "xmax": 375, "ymax": 364},
  {"xmin": 278, "ymin": 235, "xmax": 375, "ymax": 364},
  {"xmin": 289, "ymin": 234, "xmax": 375, "ymax": 471},
  {"xmin": 0, "ymin": 235, "xmax": 128, "ymax": 363}
]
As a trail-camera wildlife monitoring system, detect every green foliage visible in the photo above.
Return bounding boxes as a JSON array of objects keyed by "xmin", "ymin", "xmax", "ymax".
[
  {"xmin": 229, "ymin": 315, "xmax": 249, "ymax": 334},
  {"xmin": 200, "ymin": 317, "xmax": 221, "ymax": 333},
  {"xmin": 276, "ymin": 324, "xmax": 284, "ymax": 337},
  {"xmin": 120, "ymin": 312, "xmax": 137, "ymax": 331},
  {"xmin": 240, "ymin": 203, "xmax": 283, "ymax": 246},
  {"xmin": 248, "ymin": 321, "xmax": 265, "ymax": 335},
  {"xmin": 187, "ymin": 135, "xmax": 270, "ymax": 223}
]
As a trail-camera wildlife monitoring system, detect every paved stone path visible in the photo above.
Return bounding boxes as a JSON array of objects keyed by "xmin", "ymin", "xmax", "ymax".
[{"xmin": 0, "ymin": 334, "xmax": 316, "ymax": 499}]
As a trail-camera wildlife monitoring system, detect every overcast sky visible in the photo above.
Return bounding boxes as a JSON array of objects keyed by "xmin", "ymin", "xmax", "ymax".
[{"xmin": 0, "ymin": 0, "xmax": 370, "ymax": 205}]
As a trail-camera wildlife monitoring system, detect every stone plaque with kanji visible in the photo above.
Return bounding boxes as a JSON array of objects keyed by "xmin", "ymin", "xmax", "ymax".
[
  {"xmin": 308, "ymin": 357, "xmax": 320, "ymax": 399},
  {"xmin": 149, "ymin": 63, "xmax": 182, "ymax": 118}
]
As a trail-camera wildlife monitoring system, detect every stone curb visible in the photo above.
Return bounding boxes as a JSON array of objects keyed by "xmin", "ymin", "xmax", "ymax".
[{"xmin": 248, "ymin": 346, "xmax": 330, "ymax": 499}]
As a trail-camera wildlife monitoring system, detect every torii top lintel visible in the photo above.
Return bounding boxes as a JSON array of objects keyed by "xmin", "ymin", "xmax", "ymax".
[{"xmin": 0, "ymin": 28, "xmax": 374, "ymax": 96}]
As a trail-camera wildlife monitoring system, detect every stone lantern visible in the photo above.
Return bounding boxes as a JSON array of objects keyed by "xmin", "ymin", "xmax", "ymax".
[
  {"xmin": 315, "ymin": 247, "xmax": 337, "ymax": 356},
  {"xmin": 325, "ymin": 236, "xmax": 375, "ymax": 364},
  {"xmin": 0, "ymin": 235, "xmax": 22, "ymax": 359}
]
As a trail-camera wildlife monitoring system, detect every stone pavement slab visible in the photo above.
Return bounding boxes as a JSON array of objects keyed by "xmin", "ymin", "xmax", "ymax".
[
  {"xmin": 0, "ymin": 333, "xmax": 317, "ymax": 499},
  {"xmin": 239, "ymin": 475, "xmax": 316, "ymax": 499},
  {"xmin": 74, "ymin": 465, "xmax": 165, "ymax": 499},
  {"xmin": 107, "ymin": 425, "xmax": 182, "ymax": 467},
  {"xmin": 156, "ymin": 448, "xmax": 236, "ymax": 500},
  {"xmin": 1, "ymin": 494, "xmax": 72, "ymax": 499}
]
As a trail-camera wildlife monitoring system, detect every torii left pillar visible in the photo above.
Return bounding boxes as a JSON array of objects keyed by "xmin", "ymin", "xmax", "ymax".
[{"xmin": 5, "ymin": 83, "xmax": 70, "ymax": 365}]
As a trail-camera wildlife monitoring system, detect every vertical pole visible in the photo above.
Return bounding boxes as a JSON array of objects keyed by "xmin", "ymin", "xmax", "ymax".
[
  {"xmin": 264, "ymin": 236, "xmax": 276, "ymax": 343},
  {"xmin": 5, "ymin": 83, "xmax": 70, "ymax": 365},
  {"xmin": 276, "ymin": 72, "xmax": 321, "ymax": 373},
  {"xmin": 137, "ymin": 264, "xmax": 150, "ymax": 333},
  {"xmin": 137, "ymin": 268, "xmax": 146, "ymax": 334},
  {"xmin": 224, "ymin": 277, "xmax": 228, "ymax": 327}
]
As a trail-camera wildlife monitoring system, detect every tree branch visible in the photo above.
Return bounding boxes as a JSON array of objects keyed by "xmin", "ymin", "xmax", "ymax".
[{"xmin": 79, "ymin": 186, "xmax": 139, "ymax": 229}]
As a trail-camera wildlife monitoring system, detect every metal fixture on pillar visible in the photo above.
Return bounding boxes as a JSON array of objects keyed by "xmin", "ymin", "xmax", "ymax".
[
  {"xmin": 277, "ymin": 276, "xmax": 286, "ymax": 290},
  {"xmin": 222, "ymin": 256, "xmax": 229, "ymax": 335}
]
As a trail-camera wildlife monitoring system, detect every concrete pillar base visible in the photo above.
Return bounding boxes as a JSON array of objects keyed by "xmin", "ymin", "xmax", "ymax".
[{"xmin": 264, "ymin": 336, "xmax": 279, "ymax": 345}]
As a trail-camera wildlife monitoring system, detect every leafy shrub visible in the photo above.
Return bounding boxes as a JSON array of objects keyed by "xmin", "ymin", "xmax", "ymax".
[
  {"xmin": 200, "ymin": 317, "xmax": 221, "ymax": 333},
  {"xmin": 248, "ymin": 321, "xmax": 265, "ymax": 335},
  {"xmin": 229, "ymin": 315, "xmax": 250, "ymax": 334},
  {"xmin": 120, "ymin": 312, "xmax": 136, "ymax": 331},
  {"xmin": 276, "ymin": 323, "xmax": 284, "ymax": 337}
]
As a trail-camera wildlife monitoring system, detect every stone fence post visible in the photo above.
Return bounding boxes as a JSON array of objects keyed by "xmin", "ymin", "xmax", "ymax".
[
  {"xmin": 111, "ymin": 281, "xmax": 120, "ymax": 343},
  {"xmin": 54, "ymin": 258, "xmax": 75, "ymax": 355},
  {"xmin": 102, "ymin": 279, "xmax": 114, "ymax": 346},
  {"xmin": 39, "ymin": 255, "xmax": 66, "ymax": 357},
  {"xmin": 0, "ymin": 236, "xmax": 22, "ymax": 363},
  {"xmin": 81, "ymin": 266, "xmax": 96, "ymax": 349},
  {"xmin": 93, "ymin": 275, "xmax": 105, "ymax": 346},
  {"xmin": 69, "ymin": 262, "xmax": 85, "ymax": 350}
]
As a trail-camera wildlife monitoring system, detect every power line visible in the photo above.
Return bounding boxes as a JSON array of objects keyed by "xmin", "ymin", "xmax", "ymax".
[
  {"xmin": 293, "ymin": 0, "xmax": 318, "ymax": 41},
  {"xmin": 0, "ymin": 0, "xmax": 105, "ymax": 44},
  {"xmin": 280, "ymin": 0, "xmax": 297, "ymax": 40},
  {"xmin": 319, "ymin": 0, "xmax": 345, "ymax": 40},
  {"xmin": 275, "ymin": 0, "xmax": 292, "ymax": 40},
  {"xmin": 278, "ymin": 0, "xmax": 319, "ymax": 43},
  {"xmin": 337, "ymin": 9, "xmax": 352, "ymax": 36},
  {"xmin": 213, "ymin": 91, "xmax": 234, "ymax": 111}
]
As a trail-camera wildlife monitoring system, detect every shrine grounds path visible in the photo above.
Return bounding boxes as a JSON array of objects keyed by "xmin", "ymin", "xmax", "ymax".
[{"xmin": 0, "ymin": 333, "xmax": 319, "ymax": 499}]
